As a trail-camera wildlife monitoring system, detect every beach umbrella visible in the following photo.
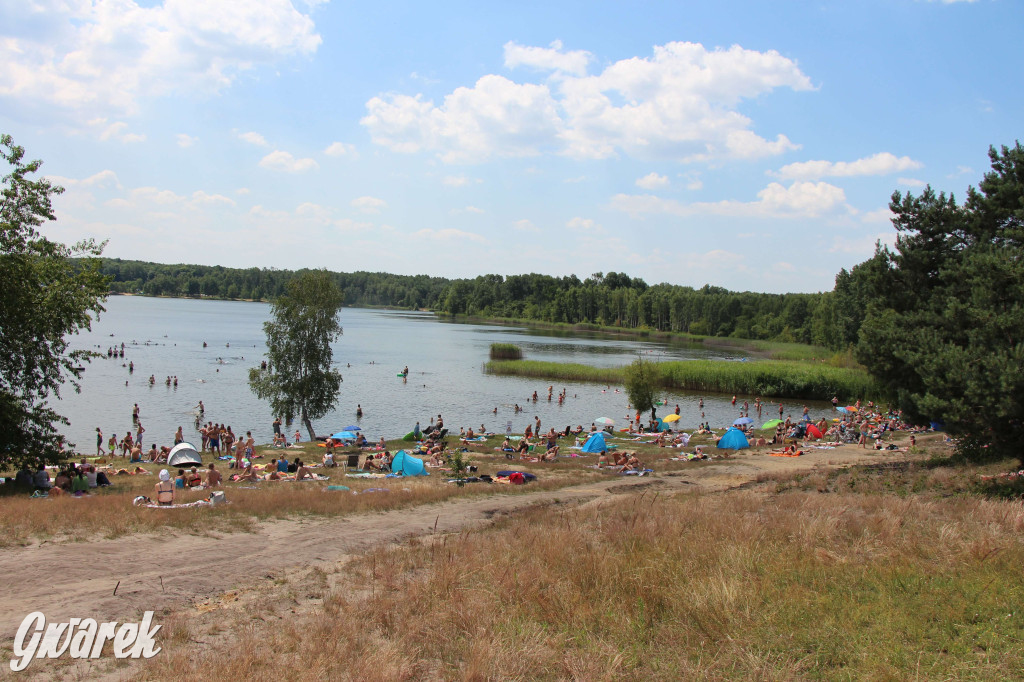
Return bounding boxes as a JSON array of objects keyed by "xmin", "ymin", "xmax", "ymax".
[
  {"xmin": 342, "ymin": 425, "xmax": 362, "ymax": 431},
  {"xmin": 594, "ymin": 417, "xmax": 615, "ymax": 427},
  {"xmin": 761, "ymin": 419, "xmax": 782, "ymax": 429},
  {"xmin": 806, "ymin": 424, "xmax": 823, "ymax": 440},
  {"xmin": 331, "ymin": 431, "xmax": 357, "ymax": 440},
  {"xmin": 662, "ymin": 414, "xmax": 680, "ymax": 423},
  {"xmin": 733, "ymin": 417, "xmax": 753, "ymax": 426},
  {"xmin": 836, "ymin": 406, "xmax": 849, "ymax": 414}
]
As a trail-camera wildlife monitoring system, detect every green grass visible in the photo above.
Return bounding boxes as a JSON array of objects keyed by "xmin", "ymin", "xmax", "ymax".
[
  {"xmin": 488, "ymin": 342, "xmax": 523, "ymax": 360},
  {"xmin": 486, "ymin": 358, "xmax": 880, "ymax": 401}
]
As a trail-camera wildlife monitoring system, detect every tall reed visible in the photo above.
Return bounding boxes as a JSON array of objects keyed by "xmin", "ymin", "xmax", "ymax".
[
  {"xmin": 485, "ymin": 358, "xmax": 880, "ymax": 400},
  {"xmin": 488, "ymin": 342, "xmax": 523, "ymax": 360}
]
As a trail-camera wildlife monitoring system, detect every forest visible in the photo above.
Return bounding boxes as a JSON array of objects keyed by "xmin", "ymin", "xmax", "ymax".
[{"xmin": 97, "ymin": 258, "xmax": 862, "ymax": 350}]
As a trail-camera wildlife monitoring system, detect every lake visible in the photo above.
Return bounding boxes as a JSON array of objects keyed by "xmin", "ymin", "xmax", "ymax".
[{"xmin": 58, "ymin": 296, "xmax": 830, "ymax": 452}]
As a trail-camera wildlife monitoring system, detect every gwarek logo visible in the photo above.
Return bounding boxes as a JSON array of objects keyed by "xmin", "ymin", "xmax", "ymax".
[{"xmin": 10, "ymin": 611, "xmax": 161, "ymax": 672}]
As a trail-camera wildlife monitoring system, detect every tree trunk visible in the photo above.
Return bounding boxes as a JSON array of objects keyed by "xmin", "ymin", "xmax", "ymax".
[{"xmin": 302, "ymin": 410, "xmax": 316, "ymax": 442}]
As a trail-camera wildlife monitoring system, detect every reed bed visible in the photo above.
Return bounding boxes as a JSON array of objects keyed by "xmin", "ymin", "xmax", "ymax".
[
  {"xmin": 486, "ymin": 358, "xmax": 880, "ymax": 400},
  {"xmin": 488, "ymin": 342, "xmax": 523, "ymax": 360},
  {"xmin": 143, "ymin": 478, "xmax": 1024, "ymax": 680}
]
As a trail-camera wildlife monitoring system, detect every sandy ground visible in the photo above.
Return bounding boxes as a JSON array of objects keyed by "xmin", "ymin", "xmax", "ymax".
[{"xmin": 0, "ymin": 443, "xmax": 904, "ymax": 678}]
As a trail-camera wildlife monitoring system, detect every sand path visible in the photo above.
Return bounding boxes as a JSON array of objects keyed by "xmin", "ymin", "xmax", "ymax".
[{"xmin": 0, "ymin": 444, "xmax": 897, "ymax": 647}]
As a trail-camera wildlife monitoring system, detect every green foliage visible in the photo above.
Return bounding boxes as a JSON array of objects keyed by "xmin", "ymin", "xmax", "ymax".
[
  {"xmin": 249, "ymin": 271, "xmax": 344, "ymax": 440},
  {"xmin": 623, "ymin": 357, "xmax": 657, "ymax": 419},
  {"xmin": 0, "ymin": 134, "xmax": 108, "ymax": 470},
  {"xmin": 486, "ymin": 359, "xmax": 878, "ymax": 401},
  {"xmin": 856, "ymin": 142, "xmax": 1024, "ymax": 464},
  {"xmin": 95, "ymin": 259, "xmax": 850, "ymax": 349},
  {"xmin": 444, "ymin": 449, "xmax": 472, "ymax": 485},
  {"xmin": 488, "ymin": 343, "xmax": 523, "ymax": 360}
]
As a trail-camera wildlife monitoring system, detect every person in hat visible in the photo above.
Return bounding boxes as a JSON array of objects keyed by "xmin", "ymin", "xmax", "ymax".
[{"xmin": 154, "ymin": 469, "xmax": 175, "ymax": 506}]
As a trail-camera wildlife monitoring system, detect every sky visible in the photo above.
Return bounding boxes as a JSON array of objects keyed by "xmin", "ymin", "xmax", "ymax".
[{"xmin": 2, "ymin": 0, "xmax": 1020, "ymax": 293}]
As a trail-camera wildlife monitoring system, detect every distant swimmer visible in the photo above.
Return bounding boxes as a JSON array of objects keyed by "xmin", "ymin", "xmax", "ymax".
[{"xmin": 203, "ymin": 341, "xmax": 207, "ymax": 348}]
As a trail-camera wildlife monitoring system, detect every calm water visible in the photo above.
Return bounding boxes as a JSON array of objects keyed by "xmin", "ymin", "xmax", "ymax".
[{"xmin": 58, "ymin": 296, "xmax": 831, "ymax": 452}]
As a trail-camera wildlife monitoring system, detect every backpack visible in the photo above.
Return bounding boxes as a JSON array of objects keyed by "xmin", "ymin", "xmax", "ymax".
[{"xmin": 509, "ymin": 472, "xmax": 525, "ymax": 485}]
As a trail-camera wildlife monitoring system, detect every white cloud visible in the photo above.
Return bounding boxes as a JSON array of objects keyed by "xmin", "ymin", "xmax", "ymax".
[
  {"xmin": 897, "ymin": 177, "xmax": 926, "ymax": 188},
  {"xmin": 610, "ymin": 180, "xmax": 847, "ymax": 219},
  {"xmin": 190, "ymin": 190, "xmax": 235, "ymax": 208},
  {"xmin": 351, "ymin": 196, "xmax": 387, "ymax": 214},
  {"xmin": 363, "ymin": 75, "xmax": 564, "ymax": 163},
  {"xmin": 442, "ymin": 175, "xmax": 480, "ymax": 187},
  {"xmin": 177, "ymin": 133, "xmax": 197, "ymax": 148},
  {"xmin": 450, "ymin": 205, "xmax": 485, "ymax": 215},
  {"xmin": 94, "ymin": 120, "xmax": 145, "ymax": 143},
  {"xmin": 861, "ymin": 208, "xmax": 894, "ymax": 224},
  {"xmin": 324, "ymin": 141, "xmax": 356, "ymax": 157},
  {"xmin": 681, "ymin": 171, "xmax": 703, "ymax": 191},
  {"xmin": 829, "ymin": 233, "xmax": 895, "ymax": 256},
  {"xmin": 775, "ymin": 152, "xmax": 922, "ymax": 180},
  {"xmin": 0, "ymin": 0, "xmax": 323, "ymax": 119},
  {"xmin": 236, "ymin": 188, "xmax": 251, "ymax": 195},
  {"xmin": 566, "ymin": 217, "xmax": 604, "ymax": 233},
  {"xmin": 239, "ymin": 131, "xmax": 270, "ymax": 147},
  {"xmin": 363, "ymin": 41, "xmax": 812, "ymax": 164},
  {"xmin": 636, "ymin": 172, "xmax": 670, "ymax": 190},
  {"xmin": 503, "ymin": 40, "xmax": 592, "ymax": 76},
  {"xmin": 512, "ymin": 219, "xmax": 539, "ymax": 232},
  {"xmin": 258, "ymin": 150, "xmax": 319, "ymax": 173},
  {"xmin": 413, "ymin": 228, "xmax": 486, "ymax": 243},
  {"xmin": 46, "ymin": 169, "xmax": 122, "ymax": 189}
]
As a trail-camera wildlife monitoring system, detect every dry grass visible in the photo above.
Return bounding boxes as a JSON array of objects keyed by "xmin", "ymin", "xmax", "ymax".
[
  {"xmin": 139, "ymin": 466, "xmax": 1024, "ymax": 680},
  {"xmin": 0, "ymin": 442, "xmax": 607, "ymax": 547}
]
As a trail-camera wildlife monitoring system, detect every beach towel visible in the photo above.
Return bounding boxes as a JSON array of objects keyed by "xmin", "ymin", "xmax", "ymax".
[
  {"xmin": 495, "ymin": 470, "xmax": 537, "ymax": 481},
  {"xmin": 134, "ymin": 498, "xmax": 216, "ymax": 509}
]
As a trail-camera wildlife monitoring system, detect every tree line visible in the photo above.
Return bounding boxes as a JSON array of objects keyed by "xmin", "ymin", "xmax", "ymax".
[{"xmin": 98, "ymin": 259, "xmax": 857, "ymax": 349}]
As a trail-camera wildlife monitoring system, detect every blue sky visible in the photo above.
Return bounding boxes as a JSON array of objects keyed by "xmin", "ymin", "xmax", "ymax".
[{"xmin": 2, "ymin": 0, "xmax": 1020, "ymax": 293}]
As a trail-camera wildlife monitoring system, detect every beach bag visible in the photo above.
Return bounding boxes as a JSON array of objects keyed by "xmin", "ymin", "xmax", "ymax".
[
  {"xmin": 509, "ymin": 472, "xmax": 525, "ymax": 485},
  {"xmin": 208, "ymin": 491, "xmax": 226, "ymax": 506}
]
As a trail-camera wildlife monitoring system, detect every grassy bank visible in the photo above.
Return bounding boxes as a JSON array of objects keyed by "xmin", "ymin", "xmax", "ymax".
[
  {"xmin": 486, "ymin": 358, "xmax": 880, "ymax": 401},
  {"xmin": 143, "ymin": 458, "xmax": 1024, "ymax": 680},
  {"xmin": 451, "ymin": 313, "xmax": 850, "ymax": 363}
]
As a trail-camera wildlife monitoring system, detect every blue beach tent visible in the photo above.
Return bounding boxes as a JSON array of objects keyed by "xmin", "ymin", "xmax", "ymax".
[
  {"xmin": 390, "ymin": 450, "xmax": 428, "ymax": 476},
  {"xmin": 581, "ymin": 432, "xmax": 608, "ymax": 453},
  {"xmin": 716, "ymin": 428, "xmax": 750, "ymax": 450}
]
